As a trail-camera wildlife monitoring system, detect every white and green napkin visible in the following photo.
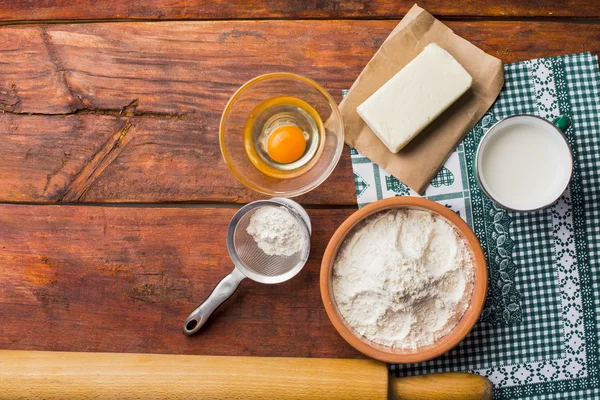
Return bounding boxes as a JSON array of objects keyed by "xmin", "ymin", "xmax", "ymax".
[{"xmin": 347, "ymin": 52, "xmax": 600, "ymax": 399}]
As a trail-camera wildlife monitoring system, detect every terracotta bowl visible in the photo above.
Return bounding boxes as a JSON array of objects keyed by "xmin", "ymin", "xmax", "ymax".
[{"xmin": 320, "ymin": 197, "xmax": 488, "ymax": 363}]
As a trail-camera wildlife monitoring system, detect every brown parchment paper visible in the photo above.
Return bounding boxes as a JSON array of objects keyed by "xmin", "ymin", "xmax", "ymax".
[{"xmin": 339, "ymin": 4, "xmax": 504, "ymax": 194}]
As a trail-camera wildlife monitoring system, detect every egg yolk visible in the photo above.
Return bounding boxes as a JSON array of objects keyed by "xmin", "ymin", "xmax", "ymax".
[{"xmin": 266, "ymin": 125, "xmax": 307, "ymax": 164}]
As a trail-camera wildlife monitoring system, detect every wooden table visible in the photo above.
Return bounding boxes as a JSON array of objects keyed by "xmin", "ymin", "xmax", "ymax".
[{"xmin": 0, "ymin": 1, "xmax": 598, "ymax": 359}]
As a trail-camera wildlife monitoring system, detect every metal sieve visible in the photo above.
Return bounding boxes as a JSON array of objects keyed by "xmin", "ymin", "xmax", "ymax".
[{"xmin": 183, "ymin": 198, "xmax": 311, "ymax": 336}]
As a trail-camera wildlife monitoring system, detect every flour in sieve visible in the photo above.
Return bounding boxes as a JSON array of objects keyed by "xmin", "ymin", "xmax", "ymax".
[
  {"xmin": 332, "ymin": 209, "xmax": 474, "ymax": 350},
  {"xmin": 246, "ymin": 206, "xmax": 305, "ymax": 257}
]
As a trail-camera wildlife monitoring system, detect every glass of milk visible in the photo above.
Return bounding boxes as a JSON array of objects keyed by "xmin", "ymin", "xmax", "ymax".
[{"xmin": 475, "ymin": 115, "xmax": 573, "ymax": 212}]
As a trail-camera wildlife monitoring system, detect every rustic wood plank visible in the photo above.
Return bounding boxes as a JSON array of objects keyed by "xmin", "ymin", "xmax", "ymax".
[
  {"xmin": 0, "ymin": 26, "xmax": 75, "ymax": 114},
  {"xmin": 0, "ymin": 204, "xmax": 361, "ymax": 358},
  {"xmin": 0, "ymin": 0, "xmax": 598, "ymax": 21},
  {"xmin": 0, "ymin": 114, "xmax": 356, "ymax": 204},
  {"xmin": 0, "ymin": 115, "xmax": 128, "ymax": 202},
  {"xmin": 1, "ymin": 20, "xmax": 599, "ymax": 205}
]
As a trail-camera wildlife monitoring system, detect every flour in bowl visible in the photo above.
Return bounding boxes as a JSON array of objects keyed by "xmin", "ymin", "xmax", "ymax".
[
  {"xmin": 332, "ymin": 209, "xmax": 475, "ymax": 350},
  {"xmin": 246, "ymin": 206, "xmax": 305, "ymax": 257}
]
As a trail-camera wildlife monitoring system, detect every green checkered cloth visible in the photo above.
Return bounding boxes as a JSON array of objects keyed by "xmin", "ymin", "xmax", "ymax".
[{"xmin": 347, "ymin": 53, "xmax": 600, "ymax": 399}]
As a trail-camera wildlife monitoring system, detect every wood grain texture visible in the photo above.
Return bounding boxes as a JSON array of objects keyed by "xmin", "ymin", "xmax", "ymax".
[
  {"xmin": 392, "ymin": 372, "xmax": 493, "ymax": 400},
  {"xmin": 0, "ymin": 350, "xmax": 492, "ymax": 400},
  {"xmin": 1, "ymin": 20, "xmax": 599, "ymax": 205},
  {"xmin": 0, "ymin": 350, "xmax": 390, "ymax": 400},
  {"xmin": 0, "ymin": 0, "xmax": 598, "ymax": 21},
  {"xmin": 0, "ymin": 204, "xmax": 362, "ymax": 358},
  {"xmin": 0, "ymin": 27, "xmax": 75, "ymax": 114},
  {"xmin": 0, "ymin": 351, "xmax": 388, "ymax": 400}
]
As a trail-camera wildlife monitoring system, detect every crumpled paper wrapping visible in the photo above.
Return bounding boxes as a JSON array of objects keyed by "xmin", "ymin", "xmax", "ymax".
[{"xmin": 339, "ymin": 4, "xmax": 504, "ymax": 194}]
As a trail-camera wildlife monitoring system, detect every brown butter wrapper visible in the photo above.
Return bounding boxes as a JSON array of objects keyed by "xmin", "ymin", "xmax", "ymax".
[{"xmin": 339, "ymin": 4, "xmax": 504, "ymax": 194}]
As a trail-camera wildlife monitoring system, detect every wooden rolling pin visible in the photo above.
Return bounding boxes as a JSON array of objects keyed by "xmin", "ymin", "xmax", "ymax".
[{"xmin": 0, "ymin": 350, "xmax": 492, "ymax": 400}]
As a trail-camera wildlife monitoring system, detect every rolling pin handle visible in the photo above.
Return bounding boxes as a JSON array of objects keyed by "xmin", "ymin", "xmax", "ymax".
[
  {"xmin": 390, "ymin": 372, "xmax": 493, "ymax": 400},
  {"xmin": 183, "ymin": 268, "xmax": 245, "ymax": 336}
]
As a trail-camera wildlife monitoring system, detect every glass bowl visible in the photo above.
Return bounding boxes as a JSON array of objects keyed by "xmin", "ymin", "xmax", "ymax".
[{"xmin": 219, "ymin": 73, "xmax": 344, "ymax": 197}]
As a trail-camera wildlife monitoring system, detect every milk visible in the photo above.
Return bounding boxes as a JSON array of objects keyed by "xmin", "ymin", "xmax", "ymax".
[{"xmin": 477, "ymin": 118, "xmax": 572, "ymax": 211}]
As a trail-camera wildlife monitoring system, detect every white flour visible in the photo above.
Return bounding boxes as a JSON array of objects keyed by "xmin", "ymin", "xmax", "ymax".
[
  {"xmin": 246, "ymin": 206, "xmax": 305, "ymax": 257},
  {"xmin": 332, "ymin": 209, "xmax": 474, "ymax": 350}
]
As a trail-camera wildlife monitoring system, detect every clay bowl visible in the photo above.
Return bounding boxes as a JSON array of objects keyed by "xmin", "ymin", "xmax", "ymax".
[{"xmin": 320, "ymin": 197, "xmax": 487, "ymax": 363}]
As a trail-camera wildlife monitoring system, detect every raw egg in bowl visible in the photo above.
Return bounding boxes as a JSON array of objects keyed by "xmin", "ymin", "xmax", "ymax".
[
  {"xmin": 220, "ymin": 73, "xmax": 344, "ymax": 197},
  {"xmin": 267, "ymin": 124, "xmax": 307, "ymax": 164}
]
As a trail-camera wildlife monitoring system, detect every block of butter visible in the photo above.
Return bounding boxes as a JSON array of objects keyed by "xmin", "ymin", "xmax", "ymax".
[{"xmin": 357, "ymin": 43, "xmax": 473, "ymax": 153}]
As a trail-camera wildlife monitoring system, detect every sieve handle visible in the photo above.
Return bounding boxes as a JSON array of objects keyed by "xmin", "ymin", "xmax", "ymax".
[{"xmin": 183, "ymin": 268, "xmax": 245, "ymax": 336}]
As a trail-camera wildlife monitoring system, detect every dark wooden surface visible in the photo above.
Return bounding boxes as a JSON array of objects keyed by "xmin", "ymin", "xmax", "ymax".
[
  {"xmin": 1, "ymin": 21, "xmax": 598, "ymax": 205},
  {"xmin": 0, "ymin": 0, "xmax": 598, "ymax": 21},
  {"xmin": 0, "ymin": 2, "xmax": 599, "ymax": 358},
  {"xmin": 0, "ymin": 205, "xmax": 360, "ymax": 357}
]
